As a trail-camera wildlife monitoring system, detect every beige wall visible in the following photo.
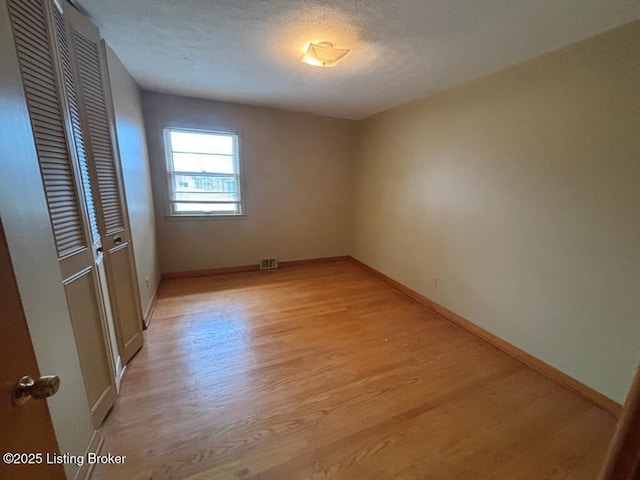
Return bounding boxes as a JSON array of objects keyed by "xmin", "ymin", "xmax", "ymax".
[
  {"xmin": 352, "ymin": 21, "xmax": 640, "ymax": 403},
  {"xmin": 142, "ymin": 91, "xmax": 356, "ymax": 274},
  {"xmin": 0, "ymin": 3, "xmax": 94, "ymax": 477},
  {"xmin": 106, "ymin": 46, "xmax": 160, "ymax": 317}
]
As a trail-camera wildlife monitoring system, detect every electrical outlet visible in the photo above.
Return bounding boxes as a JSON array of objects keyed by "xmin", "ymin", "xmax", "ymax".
[
  {"xmin": 432, "ymin": 277, "xmax": 439, "ymax": 288},
  {"xmin": 145, "ymin": 276, "xmax": 150, "ymax": 289}
]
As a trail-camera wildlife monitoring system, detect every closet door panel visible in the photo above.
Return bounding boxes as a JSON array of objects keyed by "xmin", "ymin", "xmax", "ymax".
[
  {"xmin": 7, "ymin": 0, "xmax": 116, "ymax": 428},
  {"xmin": 62, "ymin": 269, "xmax": 114, "ymax": 422},
  {"xmin": 53, "ymin": 3, "xmax": 122, "ymax": 378},
  {"xmin": 51, "ymin": 3, "xmax": 119, "ymax": 425},
  {"xmin": 107, "ymin": 246, "xmax": 142, "ymax": 354},
  {"xmin": 66, "ymin": 5, "xmax": 143, "ymax": 365}
]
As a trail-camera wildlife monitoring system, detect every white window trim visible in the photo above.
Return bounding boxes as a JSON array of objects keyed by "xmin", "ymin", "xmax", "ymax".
[{"xmin": 163, "ymin": 127, "xmax": 244, "ymax": 218}]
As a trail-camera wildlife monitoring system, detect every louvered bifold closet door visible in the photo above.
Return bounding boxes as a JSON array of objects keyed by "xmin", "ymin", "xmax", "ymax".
[
  {"xmin": 65, "ymin": 5, "xmax": 144, "ymax": 365},
  {"xmin": 7, "ymin": 0, "xmax": 116, "ymax": 427}
]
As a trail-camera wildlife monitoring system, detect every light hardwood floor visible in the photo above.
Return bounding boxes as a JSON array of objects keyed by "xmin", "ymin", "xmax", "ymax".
[{"xmin": 92, "ymin": 260, "xmax": 615, "ymax": 479}]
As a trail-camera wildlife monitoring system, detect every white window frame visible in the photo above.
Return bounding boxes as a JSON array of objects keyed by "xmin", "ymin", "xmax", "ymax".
[{"xmin": 163, "ymin": 127, "xmax": 243, "ymax": 217}]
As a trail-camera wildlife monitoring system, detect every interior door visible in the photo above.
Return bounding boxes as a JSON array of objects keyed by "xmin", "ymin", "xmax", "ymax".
[
  {"xmin": 599, "ymin": 365, "xmax": 640, "ymax": 479},
  {"xmin": 7, "ymin": 0, "xmax": 116, "ymax": 427},
  {"xmin": 0, "ymin": 219, "xmax": 65, "ymax": 480},
  {"xmin": 66, "ymin": 5, "xmax": 144, "ymax": 365}
]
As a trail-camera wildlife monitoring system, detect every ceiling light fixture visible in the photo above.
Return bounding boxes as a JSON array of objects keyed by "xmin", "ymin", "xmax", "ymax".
[{"xmin": 300, "ymin": 42, "xmax": 350, "ymax": 68}]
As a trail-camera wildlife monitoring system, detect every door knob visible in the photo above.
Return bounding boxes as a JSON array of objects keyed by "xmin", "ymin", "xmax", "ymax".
[
  {"xmin": 113, "ymin": 235, "xmax": 122, "ymax": 245},
  {"xmin": 12, "ymin": 375, "xmax": 60, "ymax": 406}
]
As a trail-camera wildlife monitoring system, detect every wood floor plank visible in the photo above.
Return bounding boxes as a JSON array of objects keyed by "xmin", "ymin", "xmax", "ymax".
[{"xmin": 92, "ymin": 260, "xmax": 615, "ymax": 479}]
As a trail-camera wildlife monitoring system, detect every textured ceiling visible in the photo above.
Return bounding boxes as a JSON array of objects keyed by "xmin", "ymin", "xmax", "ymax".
[{"xmin": 76, "ymin": 0, "xmax": 640, "ymax": 119}]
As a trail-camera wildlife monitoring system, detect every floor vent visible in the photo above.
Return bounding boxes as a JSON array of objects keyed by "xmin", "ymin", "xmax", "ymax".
[{"xmin": 260, "ymin": 258, "xmax": 278, "ymax": 270}]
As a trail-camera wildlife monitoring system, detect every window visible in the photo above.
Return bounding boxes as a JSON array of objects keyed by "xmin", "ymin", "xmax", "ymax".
[{"xmin": 164, "ymin": 128, "xmax": 242, "ymax": 216}]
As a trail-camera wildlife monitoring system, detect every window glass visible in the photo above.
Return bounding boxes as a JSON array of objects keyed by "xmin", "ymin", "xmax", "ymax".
[{"xmin": 164, "ymin": 129, "xmax": 242, "ymax": 216}]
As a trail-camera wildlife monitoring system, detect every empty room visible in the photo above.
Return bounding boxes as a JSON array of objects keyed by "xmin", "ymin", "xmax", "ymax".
[{"xmin": 1, "ymin": 0, "xmax": 639, "ymax": 479}]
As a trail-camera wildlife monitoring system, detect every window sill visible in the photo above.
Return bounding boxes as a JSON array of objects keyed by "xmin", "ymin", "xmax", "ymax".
[{"xmin": 163, "ymin": 214, "xmax": 246, "ymax": 222}]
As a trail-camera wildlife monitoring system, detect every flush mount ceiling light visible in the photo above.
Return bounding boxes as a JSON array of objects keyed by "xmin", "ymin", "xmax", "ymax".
[{"xmin": 300, "ymin": 42, "xmax": 350, "ymax": 68}]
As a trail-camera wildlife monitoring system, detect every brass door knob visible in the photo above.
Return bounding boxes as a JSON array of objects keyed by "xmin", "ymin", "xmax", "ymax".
[
  {"xmin": 12, "ymin": 375, "xmax": 60, "ymax": 406},
  {"xmin": 113, "ymin": 235, "xmax": 122, "ymax": 245}
]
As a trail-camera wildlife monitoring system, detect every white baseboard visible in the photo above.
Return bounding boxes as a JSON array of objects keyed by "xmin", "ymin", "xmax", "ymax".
[
  {"xmin": 74, "ymin": 430, "xmax": 104, "ymax": 480},
  {"xmin": 114, "ymin": 355, "xmax": 125, "ymax": 393}
]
